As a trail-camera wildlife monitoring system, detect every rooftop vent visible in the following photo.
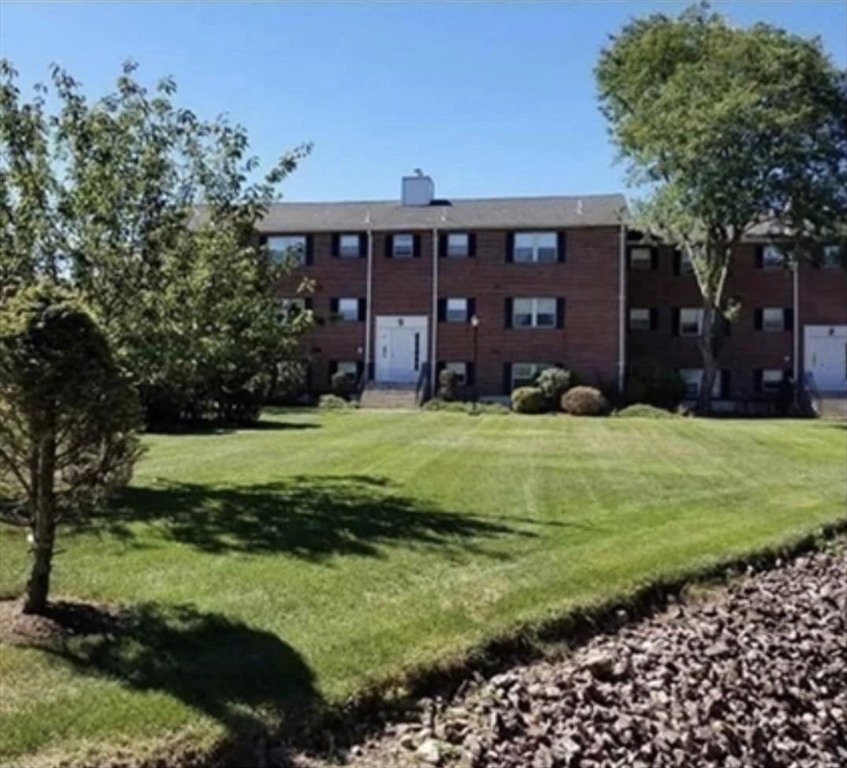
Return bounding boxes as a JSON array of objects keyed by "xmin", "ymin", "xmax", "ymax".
[{"xmin": 401, "ymin": 169, "xmax": 434, "ymax": 206}]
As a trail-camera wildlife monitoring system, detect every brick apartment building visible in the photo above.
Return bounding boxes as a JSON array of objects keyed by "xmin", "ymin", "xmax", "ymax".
[{"xmin": 267, "ymin": 173, "xmax": 847, "ymax": 405}]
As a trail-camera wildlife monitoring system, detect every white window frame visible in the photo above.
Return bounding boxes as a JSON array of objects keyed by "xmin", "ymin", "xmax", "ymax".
[
  {"xmin": 629, "ymin": 246, "xmax": 652, "ymax": 270},
  {"xmin": 444, "ymin": 361, "xmax": 467, "ymax": 384},
  {"xmin": 629, "ymin": 308, "xmax": 651, "ymax": 331},
  {"xmin": 447, "ymin": 233, "xmax": 470, "ymax": 258},
  {"xmin": 267, "ymin": 235, "xmax": 307, "ymax": 265},
  {"xmin": 513, "ymin": 231, "xmax": 558, "ymax": 263},
  {"xmin": 339, "ymin": 234, "xmax": 361, "ymax": 258},
  {"xmin": 762, "ymin": 307, "xmax": 785, "ymax": 332},
  {"xmin": 393, "ymin": 233, "xmax": 414, "ymax": 258},
  {"xmin": 761, "ymin": 369, "xmax": 783, "ymax": 393},
  {"xmin": 679, "ymin": 308, "xmax": 703, "ymax": 337},
  {"xmin": 513, "ymin": 297, "xmax": 557, "ymax": 329},
  {"xmin": 336, "ymin": 361, "xmax": 358, "ymax": 380},
  {"xmin": 337, "ymin": 298, "xmax": 360, "ymax": 322},
  {"xmin": 512, "ymin": 362, "xmax": 547, "ymax": 389},
  {"xmin": 762, "ymin": 245, "xmax": 784, "ymax": 269},
  {"xmin": 822, "ymin": 244, "xmax": 842, "ymax": 269},
  {"xmin": 679, "ymin": 368, "xmax": 721, "ymax": 400},
  {"xmin": 446, "ymin": 298, "xmax": 468, "ymax": 323}
]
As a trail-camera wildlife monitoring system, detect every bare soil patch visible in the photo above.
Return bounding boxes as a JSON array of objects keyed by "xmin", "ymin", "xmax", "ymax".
[{"xmin": 0, "ymin": 597, "xmax": 129, "ymax": 647}]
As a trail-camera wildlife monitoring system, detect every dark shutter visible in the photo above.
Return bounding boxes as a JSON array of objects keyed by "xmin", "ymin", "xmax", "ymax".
[
  {"xmin": 504, "ymin": 298, "xmax": 513, "ymax": 328},
  {"xmin": 305, "ymin": 235, "xmax": 314, "ymax": 265},
  {"xmin": 413, "ymin": 234, "xmax": 422, "ymax": 258},
  {"xmin": 673, "ymin": 250, "xmax": 682, "ymax": 275},
  {"xmin": 784, "ymin": 308, "xmax": 794, "ymax": 331},
  {"xmin": 754, "ymin": 369, "xmax": 764, "ymax": 393},
  {"xmin": 358, "ymin": 299, "xmax": 367, "ymax": 322},
  {"xmin": 328, "ymin": 361, "xmax": 338, "ymax": 378},
  {"xmin": 650, "ymin": 247, "xmax": 659, "ymax": 271},
  {"xmin": 331, "ymin": 234, "xmax": 340, "ymax": 257},
  {"xmin": 557, "ymin": 231, "xmax": 567, "ymax": 263},
  {"xmin": 438, "ymin": 234, "xmax": 447, "ymax": 258},
  {"xmin": 468, "ymin": 233, "xmax": 477, "ymax": 258},
  {"xmin": 672, "ymin": 308, "xmax": 680, "ymax": 336},
  {"xmin": 505, "ymin": 232, "xmax": 514, "ymax": 262},
  {"xmin": 466, "ymin": 362, "xmax": 475, "ymax": 387},
  {"xmin": 437, "ymin": 298, "xmax": 447, "ymax": 322},
  {"xmin": 754, "ymin": 308, "xmax": 763, "ymax": 330},
  {"xmin": 720, "ymin": 370, "xmax": 731, "ymax": 400},
  {"xmin": 755, "ymin": 245, "xmax": 764, "ymax": 269},
  {"xmin": 385, "ymin": 235, "xmax": 393, "ymax": 258},
  {"xmin": 650, "ymin": 308, "xmax": 659, "ymax": 331},
  {"xmin": 367, "ymin": 361, "xmax": 375, "ymax": 380},
  {"xmin": 467, "ymin": 298, "xmax": 476, "ymax": 320},
  {"xmin": 556, "ymin": 298, "xmax": 566, "ymax": 329},
  {"xmin": 304, "ymin": 297, "xmax": 314, "ymax": 311},
  {"xmin": 356, "ymin": 361, "xmax": 365, "ymax": 381},
  {"xmin": 503, "ymin": 363, "xmax": 512, "ymax": 394},
  {"xmin": 359, "ymin": 233, "xmax": 367, "ymax": 258},
  {"xmin": 330, "ymin": 298, "xmax": 339, "ymax": 315},
  {"xmin": 259, "ymin": 234, "xmax": 268, "ymax": 247}
]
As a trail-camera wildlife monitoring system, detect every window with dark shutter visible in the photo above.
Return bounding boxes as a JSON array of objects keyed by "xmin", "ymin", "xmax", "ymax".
[{"xmin": 556, "ymin": 298, "xmax": 566, "ymax": 329}]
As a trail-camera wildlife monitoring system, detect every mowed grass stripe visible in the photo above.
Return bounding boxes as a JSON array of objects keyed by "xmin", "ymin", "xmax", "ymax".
[{"xmin": 0, "ymin": 412, "xmax": 845, "ymax": 763}]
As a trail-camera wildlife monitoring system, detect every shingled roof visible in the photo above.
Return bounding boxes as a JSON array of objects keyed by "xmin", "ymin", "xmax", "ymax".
[{"xmin": 255, "ymin": 193, "xmax": 627, "ymax": 233}]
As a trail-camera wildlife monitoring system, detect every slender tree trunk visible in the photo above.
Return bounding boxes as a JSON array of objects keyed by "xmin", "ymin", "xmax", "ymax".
[
  {"xmin": 697, "ymin": 302, "xmax": 719, "ymax": 414},
  {"xmin": 22, "ymin": 416, "xmax": 56, "ymax": 616}
]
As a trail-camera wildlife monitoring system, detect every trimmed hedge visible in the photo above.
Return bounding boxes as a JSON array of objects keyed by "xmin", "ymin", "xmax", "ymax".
[
  {"xmin": 616, "ymin": 403, "xmax": 674, "ymax": 419},
  {"xmin": 535, "ymin": 367, "xmax": 574, "ymax": 410},
  {"xmin": 511, "ymin": 387, "xmax": 547, "ymax": 414},
  {"xmin": 561, "ymin": 386, "xmax": 610, "ymax": 416},
  {"xmin": 318, "ymin": 394, "xmax": 355, "ymax": 410}
]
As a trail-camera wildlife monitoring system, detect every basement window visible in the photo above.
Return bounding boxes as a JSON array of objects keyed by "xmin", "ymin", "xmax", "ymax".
[{"xmin": 512, "ymin": 363, "xmax": 547, "ymax": 389}]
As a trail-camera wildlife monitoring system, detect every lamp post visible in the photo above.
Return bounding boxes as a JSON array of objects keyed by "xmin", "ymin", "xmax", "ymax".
[{"xmin": 470, "ymin": 313, "xmax": 480, "ymax": 412}]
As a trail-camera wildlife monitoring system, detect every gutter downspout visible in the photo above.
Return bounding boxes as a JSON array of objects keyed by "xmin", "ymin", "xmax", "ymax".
[
  {"xmin": 618, "ymin": 222, "xmax": 627, "ymax": 392},
  {"xmin": 364, "ymin": 228, "xmax": 373, "ymax": 382},
  {"xmin": 431, "ymin": 227, "xmax": 439, "ymax": 395},
  {"xmin": 793, "ymin": 259, "xmax": 799, "ymax": 399}
]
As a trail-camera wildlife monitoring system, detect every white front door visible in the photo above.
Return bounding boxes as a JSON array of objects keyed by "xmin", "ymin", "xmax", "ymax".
[
  {"xmin": 805, "ymin": 325, "xmax": 847, "ymax": 392},
  {"xmin": 375, "ymin": 316, "xmax": 428, "ymax": 383}
]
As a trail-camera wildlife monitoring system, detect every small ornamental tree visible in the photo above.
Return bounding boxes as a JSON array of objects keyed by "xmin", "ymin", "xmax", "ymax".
[
  {"xmin": 0, "ymin": 284, "xmax": 142, "ymax": 615},
  {"xmin": 596, "ymin": 4, "xmax": 847, "ymax": 412}
]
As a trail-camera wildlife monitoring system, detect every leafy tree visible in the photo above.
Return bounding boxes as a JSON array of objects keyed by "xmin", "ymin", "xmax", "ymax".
[
  {"xmin": 0, "ymin": 59, "xmax": 313, "ymax": 424},
  {"xmin": 0, "ymin": 284, "xmax": 141, "ymax": 614},
  {"xmin": 596, "ymin": 3, "xmax": 847, "ymax": 411}
]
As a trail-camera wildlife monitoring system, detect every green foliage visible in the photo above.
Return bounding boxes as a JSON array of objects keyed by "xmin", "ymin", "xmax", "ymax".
[
  {"xmin": 561, "ymin": 386, "xmax": 610, "ymax": 417},
  {"xmin": 318, "ymin": 394, "xmax": 355, "ymax": 410},
  {"xmin": 616, "ymin": 404, "xmax": 675, "ymax": 419},
  {"xmin": 510, "ymin": 387, "xmax": 547, "ymax": 414},
  {"xmin": 330, "ymin": 371, "xmax": 356, "ymax": 400},
  {"xmin": 0, "ymin": 283, "xmax": 141, "ymax": 612},
  {"xmin": 625, "ymin": 358, "xmax": 687, "ymax": 410},
  {"xmin": 596, "ymin": 4, "xmax": 847, "ymax": 410},
  {"xmin": 0, "ymin": 59, "xmax": 313, "ymax": 426},
  {"xmin": 535, "ymin": 367, "xmax": 574, "ymax": 410},
  {"xmin": 437, "ymin": 369, "xmax": 462, "ymax": 402},
  {"xmin": 422, "ymin": 398, "xmax": 467, "ymax": 412}
]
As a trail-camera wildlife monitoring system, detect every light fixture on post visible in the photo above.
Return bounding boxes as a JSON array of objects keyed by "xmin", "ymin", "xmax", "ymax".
[{"xmin": 470, "ymin": 313, "xmax": 480, "ymax": 412}]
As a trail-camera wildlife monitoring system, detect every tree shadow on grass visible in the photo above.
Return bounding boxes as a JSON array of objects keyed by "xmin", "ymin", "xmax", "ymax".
[
  {"xmin": 15, "ymin": 600, "xmax": 320, "ymax": 743},
  {"xmin": 145, "ymin": 419, "xmax": 320, "ymax": 436},
  {"xmin": 102, "ymin": 475, "xmax": 528, "ymax": 561}
]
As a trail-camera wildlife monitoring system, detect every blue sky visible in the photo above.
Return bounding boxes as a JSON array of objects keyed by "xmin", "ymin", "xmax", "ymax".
[{"xmin": 1, "ymin": 1, "xmax": 845, "ymax": 202}]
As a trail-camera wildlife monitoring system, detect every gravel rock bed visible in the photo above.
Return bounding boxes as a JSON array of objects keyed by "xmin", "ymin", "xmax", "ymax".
[{"xmin": 301, "ymin": 543, "xmax": 847, "ymax": 768}]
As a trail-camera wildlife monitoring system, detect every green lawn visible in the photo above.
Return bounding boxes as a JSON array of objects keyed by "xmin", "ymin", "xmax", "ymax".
[{"xmin": 1, "ymin": 411, "xmax": 845, "ymax": 764}]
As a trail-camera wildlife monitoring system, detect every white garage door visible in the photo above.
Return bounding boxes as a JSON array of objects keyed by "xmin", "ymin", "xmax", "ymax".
[{"xmin": 805, "ymin": 326, "xmax": 847, "ymax": 392}]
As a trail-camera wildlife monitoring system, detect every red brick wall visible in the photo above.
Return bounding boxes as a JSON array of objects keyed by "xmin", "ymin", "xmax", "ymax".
[
  {"xmin": 276, "ymin": 233, "xmax": 367, "ymax": 390},
  {"xmin": 275, "ymin": 227, "xmax": 622, "ymax": 395},
  {"xmin": 437, "ymin": 227, "xmax": 621, "ymax": 395},
  {"xmin": 627, "ymin": 243, "xmax": 797, "ymax": 399}
]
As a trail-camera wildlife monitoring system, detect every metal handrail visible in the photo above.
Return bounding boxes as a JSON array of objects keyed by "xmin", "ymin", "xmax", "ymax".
[
  {"xmin": 802, "ymin": 370, "xmax": 821, "ymax": 416},
  {"xmin": 415, "ymin": 362, "xmax": 431, "ymax": 406}
]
